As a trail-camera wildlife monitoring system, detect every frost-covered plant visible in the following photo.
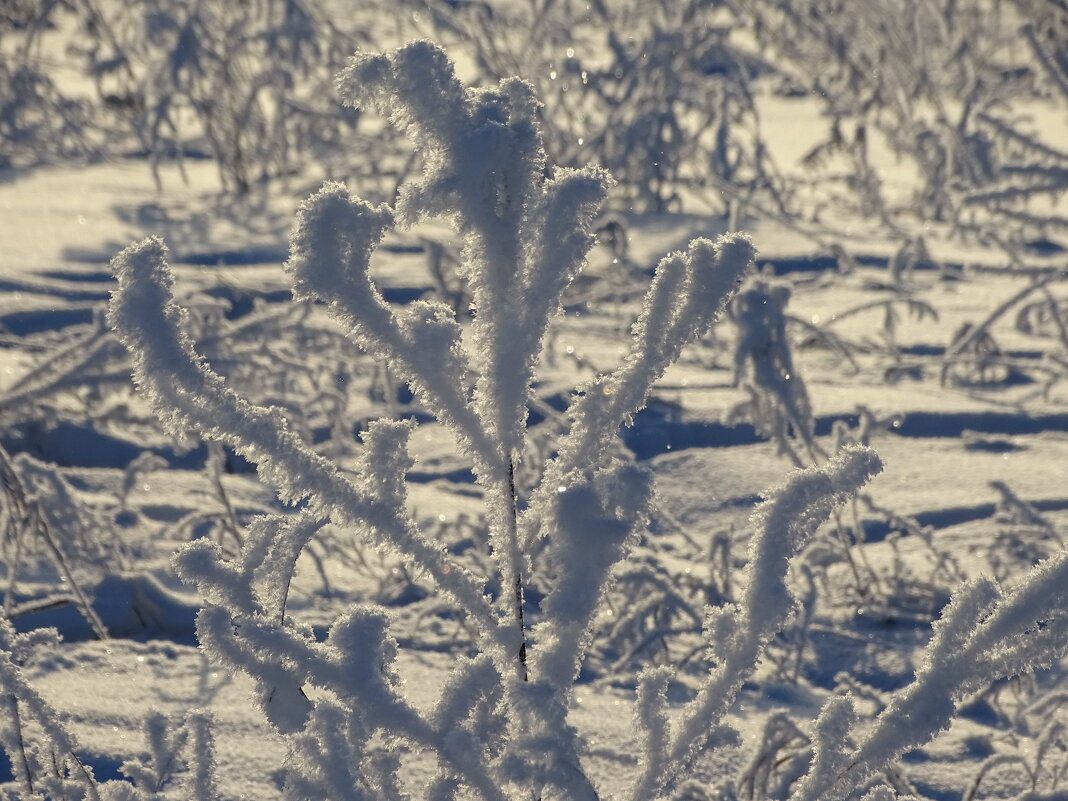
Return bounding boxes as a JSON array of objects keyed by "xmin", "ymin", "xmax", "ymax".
[
  {"xmin": 813, "ymin": 293, "xmax": 938, "ymax": 369},
  {"xmin": 0, "ymin": 617, "xmax": 103, "ymax": 801},
  {"xmin": 984, "ymin": 481, "xmax": 1065, "ymax": 587},
  {"xmin": 0, "ymin": 282, "xmax": 373, "ymax": 458},
  {"xmin": 851, "ymin": 494, "xmax": 962, "ymax": 620},
  {"xmin": 728, "ymin": 281, "xmax": 821, "ymax": 468},
  {"xmin": 0, "ymin": 0, "xmax": 105, "ymax": 168},
  {"xmin": 942, "ymin": 273, "xmax": 1068, "ymax": 391},
  {"xmin": 745, "ymin": 0, "xmax": 1068, "ymax": 267},
  {"xmin": 1, "ymin": 0, "xmax": 366, "ymax": 190},
  {"xmin": 964, "ymin": 677, "xmax": 1068, "ymax": 801},
  {"xmin": 735, "ymin": 712, "xmax": 810, "ymax": 801},
  {"xmin": 0, "ymin": 615, "xmax": 219, "ymax": 801},
  {"xmin": 0, "ymin": 444, "xmax": 115, "ymax": 640},
  {"xmin": 587, "ymin": 542, "xmax": 708, "ymax": 677},
  {"xmin": 120, "ymin": 710, "xmax": 218, "ymax": 801},
  {"xmin": 94, "ymin": 40, "xmax": 1068, "ymax": 801},
  {"xmin": 410, "ymin": 0, "xmax": 780, "ymax": 213},
  {"xmin": 0, "ymin": 57, "xmax": 101, "ymax": 170}
]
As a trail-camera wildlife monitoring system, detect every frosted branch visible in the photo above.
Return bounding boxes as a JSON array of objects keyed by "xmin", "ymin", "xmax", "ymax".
[
  {"xmin": 530, "ymin": 463, "xmax": 653, "ymax": 692},
  {"xmin": 0, "ymin": 618, "xmax": 101, "ymax": 801},
  {"xmin": 108, "ymin": 238, "xmax": 500, "ymax": 640},
  {"xmin": 792, "ymin": 550, "xmax": 1068, "ymax": 801},
  {"xmin": 630, "ymin": 446, "xmax": 883, "ymax": 801},
  {"xmin": 1023, "ymin": 23, "xmax": 1068, "ymax": 102},
  {"xmin": 552, "ymin": 234, "xmax": 752, "ymax": 482},
  {"xmin": 286, "ymin": 184, "xmax": 497, "ymax": 469},
  {"xmin": 337, "ymin": 41, "xmax": 610, "ymax": 472}
]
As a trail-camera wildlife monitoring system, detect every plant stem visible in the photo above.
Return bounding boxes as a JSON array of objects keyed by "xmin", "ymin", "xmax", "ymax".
[
  {"xmin": 5, "ymin": 693, "xmax": 34, "ymax": 796},
  {"xmin": 510, "ymin": 462, "xmax": 529, "ymax": 682}
]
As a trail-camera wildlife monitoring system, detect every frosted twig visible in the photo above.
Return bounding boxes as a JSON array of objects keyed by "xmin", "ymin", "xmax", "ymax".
[
  {"xmin": 630, "ymin": 447, "xmax": 883, "ymax": 801},
  {"xmin": 1022, "ymin": 23, "xmax": 1068, "ymax": 102},
  {"xmin": 791, "ymin": 550, "xmax": 1068, "ymax": 801},
  {"xmin": 108, "ymin": 238, "xmax": 501, "ymax": 642}
]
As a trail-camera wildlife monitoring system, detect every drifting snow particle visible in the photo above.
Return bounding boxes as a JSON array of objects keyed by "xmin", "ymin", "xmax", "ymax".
[
  {"xmin": 666, "ymin": 444, "xmax": 672, "ymax": 450},
  {"xmin": 612, "ymin": 258, "xmax": 619, "ymax": 264},
  {"xmin": 577, "ymin": 137, "xmax": 584, "ymax": 145},
  {"xmin": 812, "ymin": 314, "xmax": 820, "ymax": 324},
  {"xmin": 603, "ymin": 384, "xmax": 615, "ymax": 395},
  {"xmin": 566, "ymin": 48, "xmax": 575, "ymax": 58},
  {"xmin": 77, "ymin": 215, "xmax": 86, "ymax": 225},
  {"xmin": 142, "ymin": 483, "xmax": 150, "ymax": 492},
  {"xmin": 783, "ymin": 373, "xmax": 791, "ymax": 381},
  {"xmin": 438, "ymin": 513, "xmax": 447, "ymax": 521},
  {"xmin": 549, "ymin": 70, "xmax": 557, "ymax": 80},
  {"xmin": 442, "ymin": 564, "xmax": 451, "ymax": 574},
  {"xmin": 557, "ymin": 485, "xmax": 568, "ymax": 493},
  {"xmin": 681, "ymin": 377, "xmax": 688, "ymax": 386},
  {"xmin": 137, "ymin": 656, "xmax": 145, "ymax": 663},
  {"xmin": 565, "ymin": 345, "xmax": 575, "ymax": 354},
  {"xmin": 581, "ymin": 71, "xmax": 588, "ymax": 84}
]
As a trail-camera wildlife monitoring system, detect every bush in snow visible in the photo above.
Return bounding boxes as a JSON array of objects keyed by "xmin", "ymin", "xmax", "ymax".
[
  {"xmin": 6, "ymin": 39, "xmax": 1068, "ymax": 801},
  {"xmin": 0, "ymin": 0, "xmax": 367, "ymax": 191},
  {"xmin": 0, "ymin": 444, "xmax": 117, "ymax": 641},
  {"xmin": 745, "ymin": 0, "xmax": 1068, "ymax": 279},
  {"xmin": 0, "ymin": 615, "xmax": 218, "ymax": 801}
]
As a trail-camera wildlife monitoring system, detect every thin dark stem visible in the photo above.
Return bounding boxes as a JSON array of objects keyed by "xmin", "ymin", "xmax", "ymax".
[
  {"xmin": 209, "ymin": 443, "xmax": 243, "ymax": 552},
  {"xmin": 510, "ymin": 462, "xmax": 529, "ymax": 683},
  {"xmin": 5, "ymin": 694, "xmax": 34, "ymax": 795},
  {"xmin": 0, "ymin": 445, "xmax": 107, "ymax": 639},
  {"xmin": 516, "ymin": 573, "xmax": 528, "ymax": 682},
  {"xmin": 33, "ymin": 511, "xmax": 108, "ymax": 640}
]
